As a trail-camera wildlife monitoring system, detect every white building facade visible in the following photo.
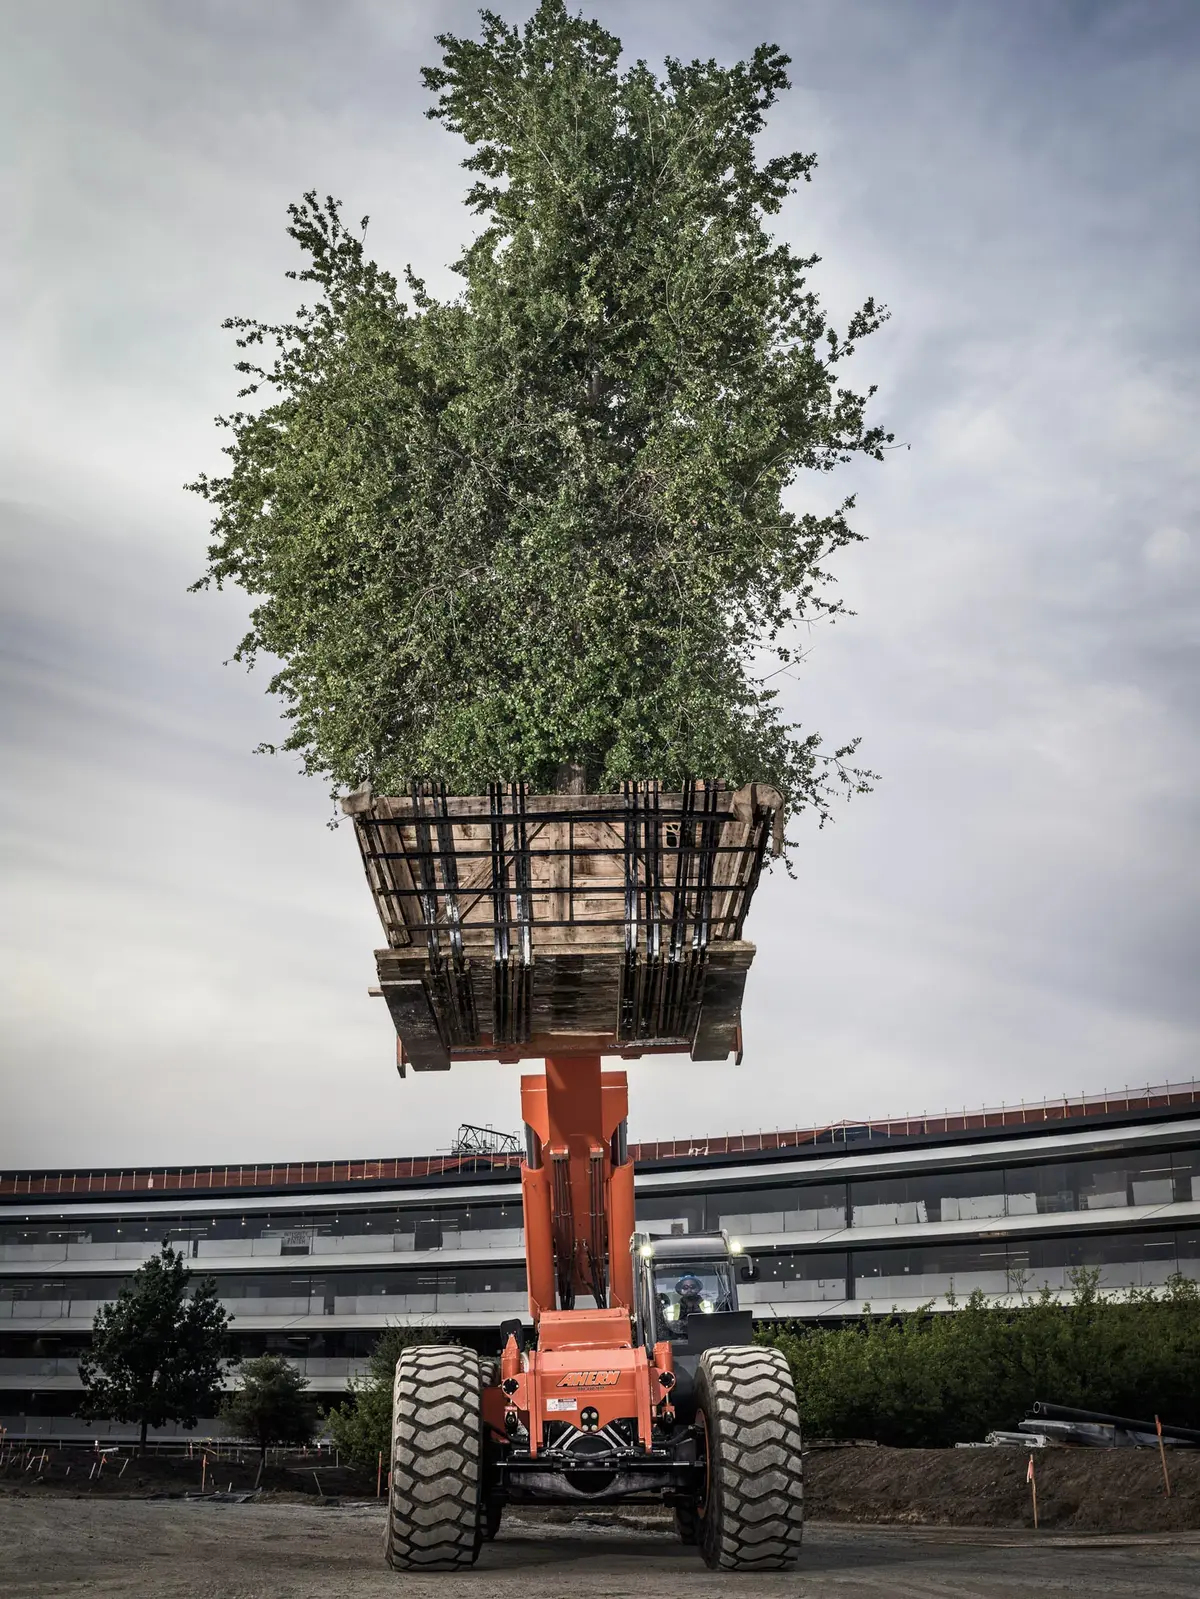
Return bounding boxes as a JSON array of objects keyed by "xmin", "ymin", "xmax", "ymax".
[{"xmin": 2, "ymin": 1084, "xmax": 1197, "ymax": 1438}]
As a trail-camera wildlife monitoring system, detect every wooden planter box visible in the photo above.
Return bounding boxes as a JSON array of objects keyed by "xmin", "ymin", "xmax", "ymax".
[{"xmin": 342, "ymin": 780, "xmax": 782, "ymax": 1071}]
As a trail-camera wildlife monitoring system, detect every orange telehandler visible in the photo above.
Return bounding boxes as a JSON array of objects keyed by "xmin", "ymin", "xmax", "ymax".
[{"xmin": 343, "ymin": 780, "xmax": 804, "ymax": 1570}]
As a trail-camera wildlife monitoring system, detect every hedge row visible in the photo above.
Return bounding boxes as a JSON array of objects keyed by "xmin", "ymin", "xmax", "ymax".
[{"xmin": 759, "ymin": 1270, "xmax": 1200, "ymax": 1446}]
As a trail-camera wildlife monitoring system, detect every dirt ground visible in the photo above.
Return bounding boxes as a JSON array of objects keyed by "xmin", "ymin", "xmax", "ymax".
[
  {"xmin": 806, "ymin": 1443, "xmax": 1200, "ymax": 1531},
  {"xmin": 0, "ymin": 1443, "xmax": 366, "ymax": 1500},
  {"xmin": 1, "ymin": 1497, "xmax": 1198, "ymax": 1599},
  {"xmin": 4, "ymin": 1442, "xmax": 1197, "ymax": 1532}
]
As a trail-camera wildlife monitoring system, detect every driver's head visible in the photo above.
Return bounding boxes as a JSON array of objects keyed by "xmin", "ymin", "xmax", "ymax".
[{"xmin": 676, "ymin": 1275, "xmax": 704, "ymax": 1300}]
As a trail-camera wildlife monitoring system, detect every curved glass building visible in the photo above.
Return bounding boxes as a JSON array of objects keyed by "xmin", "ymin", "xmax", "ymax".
[{"xmin": 2, "ymin": 1082, "xmax": 1196, "ymax": 1439}]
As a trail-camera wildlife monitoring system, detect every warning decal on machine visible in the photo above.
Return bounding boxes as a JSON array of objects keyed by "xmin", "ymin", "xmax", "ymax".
[
  {"xmin": 556, "ymin": 1370, "xmax": 621, "ymax": 1389},
  {"xmin": 546, "ymin": 1397, "xmax": 578, "ymax": 1411}
]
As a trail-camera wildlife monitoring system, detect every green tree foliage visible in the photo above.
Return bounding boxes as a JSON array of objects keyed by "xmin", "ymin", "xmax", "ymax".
[
  {"xmin": 77, "ymin": 1243, "xmax": 231, "ymax": 1452},
  {"xmin": 761, "ymin": 1272, "xmax": 1200, "ymax": 1446},
  {"xmin": 323, "ymin": 1325, "xmax": 455, "ymax": 1472},
  {"xmin": 219, "ymin": 1354, "xmax": 317, "ymax": 1481},
  {"xmin": 191, "ymin": 0, "xmax": 890, "ymax": 822}
]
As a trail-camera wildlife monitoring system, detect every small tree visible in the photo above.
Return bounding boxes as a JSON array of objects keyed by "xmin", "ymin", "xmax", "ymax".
[
  {"xmin": 325, "ymin": 1324, "xmax": 454, "ymax": 1472},
  {"xmin": 220, "ymin": 1354, "xmax": 317, "ymax": 1484},
  {"xmin": 77, "ymin": 1243, "xmax": 231, "ymax": 1452}
]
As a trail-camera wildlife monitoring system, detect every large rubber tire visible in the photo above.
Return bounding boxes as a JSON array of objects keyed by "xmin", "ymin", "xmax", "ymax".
[
  {"xmin": 384, "ymin": 1345, "xmax": 483, "ymax": 1570},
  {"xmin": 694, "ymin": 1345, "xmax": 803, "ymax": 1571}
]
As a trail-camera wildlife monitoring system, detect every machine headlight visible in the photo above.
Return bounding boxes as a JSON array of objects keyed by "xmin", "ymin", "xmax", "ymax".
[{"xmin": 639, "ymin": 1244, "xmax": 654, "ymax": 1258}]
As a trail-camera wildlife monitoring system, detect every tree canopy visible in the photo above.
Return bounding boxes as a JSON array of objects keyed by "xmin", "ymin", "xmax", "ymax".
[
  {"xmin": 192, "ymin": 0, "xmax": 889, "ymax": 821},
  {"xmin": 77, "ymin": 1243, "xmax": 231, "ymax": 1451},
  {"xmin": 220, "ymin": 1353, "xmax": 317, "ymax": 1478}
]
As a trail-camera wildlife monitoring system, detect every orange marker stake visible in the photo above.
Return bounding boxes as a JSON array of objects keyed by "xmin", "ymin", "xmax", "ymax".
[
  {"xmin": 1026, "ymin": 1453, "xmax": 1039, "ymax": 1529},
  {"xmin": 1155, "ymin": 1416, "xmax": 1172, "ymax": 1499},
  {"xmin": 377, "ymin": 1451, "xmax": 383, "ymax": 1499}
]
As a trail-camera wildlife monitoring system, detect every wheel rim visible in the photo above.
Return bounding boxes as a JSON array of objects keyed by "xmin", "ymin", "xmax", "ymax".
[{"xmin": 696, "ymin": 1407, "xmax": 711, "ymax": 1519}]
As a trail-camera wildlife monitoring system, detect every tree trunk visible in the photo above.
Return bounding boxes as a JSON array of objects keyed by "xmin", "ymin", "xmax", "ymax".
[
  {"xmin": 139, "ymin": 1417, "xmax": 148, "ymax": 1456},
  {"xmin": 555, "ymin": 761, "xmax": 587, "ymax": 794}
]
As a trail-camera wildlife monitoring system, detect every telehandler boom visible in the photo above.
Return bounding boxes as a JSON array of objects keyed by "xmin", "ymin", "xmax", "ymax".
[{"xmin": 343, "ymin": 780, "xmax": 804, "ymax": 1571}]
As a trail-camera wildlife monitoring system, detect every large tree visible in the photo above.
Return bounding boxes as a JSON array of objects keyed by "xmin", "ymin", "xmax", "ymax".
[
  {"xmin": 192, "ymin": 1, "xmax": 889, "ymax": 822},
  {"xmin": 77, "ymin": 1243, "xmax": 231, "ymax": 1452}
]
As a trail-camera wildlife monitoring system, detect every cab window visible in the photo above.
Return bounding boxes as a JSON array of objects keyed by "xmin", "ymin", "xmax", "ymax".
[{"xmin": 652, "ymin": 1261, "xmax": 735, "ymax": 1340}]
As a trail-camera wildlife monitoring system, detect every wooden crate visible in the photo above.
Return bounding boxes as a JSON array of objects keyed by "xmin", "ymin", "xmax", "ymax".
[{"xmin": 342, "ymin": 781, "xmax": 783, "ymax": 1071}]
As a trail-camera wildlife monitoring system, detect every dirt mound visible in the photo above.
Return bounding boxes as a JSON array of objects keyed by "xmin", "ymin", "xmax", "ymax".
[
  {"xmin": 5, "ymin": 1440, "xmax": 1198, "ymax": 1532},
  {"xmin": 0, "ymin": 1445, "xmax": 373, "ymax": 1500},
  {"xmin": 806, "ymin": 1444, "xmax": 1200, "ymax": 1531}
]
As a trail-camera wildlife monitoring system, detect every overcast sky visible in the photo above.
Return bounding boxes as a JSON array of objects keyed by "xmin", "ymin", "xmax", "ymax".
[{"xmin": 2, "ymin": 0, "xmax": 1198, "ymax": 1171}]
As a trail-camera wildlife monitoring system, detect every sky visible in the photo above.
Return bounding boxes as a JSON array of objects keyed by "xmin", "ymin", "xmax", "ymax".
[{"xmin": 2, "ymin": 0, "xmax": 1198, "ymax": 1170}]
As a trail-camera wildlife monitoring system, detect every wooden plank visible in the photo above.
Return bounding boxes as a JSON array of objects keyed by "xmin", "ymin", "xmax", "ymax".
[
  {"xmin": 546, "ymin": 818, "xmax": 571, "ymax": 942},
  {"xmin": 369, "ymin": 816, "xmax": 417, "ymax": 949},
  {"xmin": 347, "ymin": 785, "xmax": 774, "ymax": 958},
  {"xmin": 373, "ymin": 924, "xmax": 758, "ymax": 1063},
  {"xmin": 378, "ymin": 976, "xmax": 451, "ymax": 1071},
  {"xmin": 690, "ymin": 947, "xmax": 755, "ymax": 1061}
]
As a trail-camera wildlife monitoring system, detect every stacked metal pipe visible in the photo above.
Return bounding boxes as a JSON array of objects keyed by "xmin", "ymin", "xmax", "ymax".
[{"xmin": 1018, "ymin": 1401, "xmax": 1200, "ymax": 1449}]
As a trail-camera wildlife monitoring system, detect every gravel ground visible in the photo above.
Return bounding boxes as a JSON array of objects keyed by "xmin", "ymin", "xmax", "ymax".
[{"xmin": 1, "ymin": 1498, "xmax": 1198, "ymax": 1598}]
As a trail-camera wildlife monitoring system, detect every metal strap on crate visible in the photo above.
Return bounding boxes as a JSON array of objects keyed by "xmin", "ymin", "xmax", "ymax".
[
  {"xmin": 614, "ymin": 780, "xmax": 721, "ymax": 1045},
  {"xmin": 354, "ymin": 779, "xmax": 771, "ymax": 1060},
  {"xmin": 489, "ymin": 782, "xmax": 532, "ymax": 1047},
  {"xmin": 731, "ymin": 798, "xmax": 771, "ymax": 941},
  {"xmin": 412, "ymin": 781, "xmax": 478, "ymax": 1047},
  {"xmin": 408, "ymin": 779, "xmax": 442, "ymax": 967},
  {"xmin": 620, "ymin": 780, "xmax": 649, "ymax": 1042}
]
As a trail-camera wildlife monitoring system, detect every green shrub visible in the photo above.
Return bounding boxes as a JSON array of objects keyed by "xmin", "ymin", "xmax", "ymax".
[
  {"xmin": 760, "ymin": 1271, "xmax": 1200, "ymax": 1445},
  {"xmin": 323, "ymin": 1325, "xmax": 455, "ymax": 1472}
]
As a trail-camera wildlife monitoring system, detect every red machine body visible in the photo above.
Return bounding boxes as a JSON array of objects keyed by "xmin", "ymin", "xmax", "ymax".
[{"xmin": 487, "ymin": 1053, "xmax": 675, "ymax": 1455}]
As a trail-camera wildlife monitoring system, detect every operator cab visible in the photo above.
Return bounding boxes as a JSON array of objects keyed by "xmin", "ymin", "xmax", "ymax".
[
  {"xmin": 654, "ymin": 1258, "xmax": 736, "ymax": 1333},
  {"xmin": 631, "ymin": 1230, "xmax": 756, "ymax": 1352}
]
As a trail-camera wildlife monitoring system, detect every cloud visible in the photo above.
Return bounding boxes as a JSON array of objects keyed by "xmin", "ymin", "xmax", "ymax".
[{"xmin": 1, "ymin": 0, "xmax": 1198, "ymax": 1166}]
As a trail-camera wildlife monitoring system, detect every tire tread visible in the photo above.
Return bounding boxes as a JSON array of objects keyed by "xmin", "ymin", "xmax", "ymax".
[
  {"xmin": 384, "ymin": 1345, "xmax": 482, "ymax": 1571},
  {"xmin": 695, "ymin": 1345, "xmax": 803, "ymax": 1571}
]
